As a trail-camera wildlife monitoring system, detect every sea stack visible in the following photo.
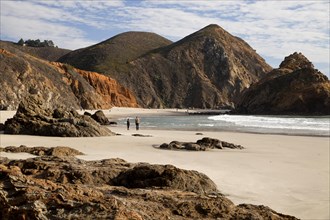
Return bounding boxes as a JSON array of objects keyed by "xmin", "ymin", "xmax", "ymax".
[{"xmin": 235, "ymin": 52, "xmax": 330, "ymax": 115}]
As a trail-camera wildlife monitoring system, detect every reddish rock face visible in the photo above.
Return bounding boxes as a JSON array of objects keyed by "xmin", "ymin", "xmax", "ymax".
[
  {"xmin": 50, "ymin": 62, "xmax": 139, "ymax": 108},
  {"xmin": 0, "ymin": 42, "xmax": 138, "ymax": 110}
]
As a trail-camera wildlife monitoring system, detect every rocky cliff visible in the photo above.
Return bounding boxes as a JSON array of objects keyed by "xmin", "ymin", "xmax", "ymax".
[
  {"xmin": 59, "ymin": 24, "xmax": 272, "ymax": 108},
  {"xmin": 0, "ymin": 42, "xmax": 138, "ymax": 110},
  {"xmin": 236, "ymin": 52, "xmax": 330, "ymax": 115}
]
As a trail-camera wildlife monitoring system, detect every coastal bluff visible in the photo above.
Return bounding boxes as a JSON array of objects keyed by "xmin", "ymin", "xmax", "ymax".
[
  {"xmin": 236, "ymin": 52, "xmax": 330, "ymax": 115},
  {"xmin": 0, "ymin": 146, "xmax": 298, "ymax": 220},
  {"xmin": 0, "ymin": 42, "xmax": 138, "ymax": 110},
  {"xmin": 4, "ymin": 94, "xmax": 115, "ymax": 137}
]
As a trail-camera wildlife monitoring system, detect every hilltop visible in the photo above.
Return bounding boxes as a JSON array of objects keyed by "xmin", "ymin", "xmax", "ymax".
[{"xmin": 58, "ymin": 31, "xmax": 172, "ymax": 73}]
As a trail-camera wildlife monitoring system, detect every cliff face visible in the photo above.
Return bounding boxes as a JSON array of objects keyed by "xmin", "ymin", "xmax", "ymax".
[
  {"xmin": 129, "ymin": 25, "xmax": 272, "ymax": 108},
  {"xmin": 59, "ymin": 24, "xmax": 272, "ymax": 108},
  {"xmin": 0, "ymin": 42, "xmax": 138, "ymax": 110},
  {"xmin": 51, "ymin": 62, "xmax": 138, "ymax": 109},
  {"xmin": 236, "ymin": 52, "xmax": 330, "ymax": 115}
]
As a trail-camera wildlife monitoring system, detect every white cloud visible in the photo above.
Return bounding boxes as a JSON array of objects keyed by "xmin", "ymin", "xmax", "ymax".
[
  {"xmin": 136, "ymin": 0, "xmax": 329, "ymax": 75},
  {"xmin": 0, "ymin": 1, "xmax": 104, "ymax": 49},
  {"xmin": 0, "ymin": 0, "xmax": 329, "ymax": 75},
  {"xmin": 111, "ymin": 6, "xmax": 217, "ymax": 38}
]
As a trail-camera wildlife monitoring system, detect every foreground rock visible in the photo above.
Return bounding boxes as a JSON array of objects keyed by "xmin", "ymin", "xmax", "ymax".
[
  {"xmin": 0, "ymin": 155, "xmax": 297, "ymax": 219},
  {"xmin": 160, "ymin": 137, "xmax": 244, "ymax": 151},
  {"xmin": 236, "ymin": 52, "xmax": 330, "ymax": 115},
  {"xmin": 0, "ymin": 145, "xmax": 83, "ymax": 157},
  {"xmin": 4, "ymin": 94, "xmax": 115, "ymax": 137}
]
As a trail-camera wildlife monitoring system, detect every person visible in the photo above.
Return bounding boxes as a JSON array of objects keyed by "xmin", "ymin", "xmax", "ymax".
[
  {"xmin": 135, "ymin": 116, "xmax": 140, "ymax": 130},
  {"xmin": 126, "ymin": 118, "xmax": 130, "ymax": 130}
]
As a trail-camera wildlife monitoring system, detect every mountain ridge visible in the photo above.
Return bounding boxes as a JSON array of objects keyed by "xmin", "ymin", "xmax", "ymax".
[
  {"xmin": 3, "ymin": 24, "xmax": 329, "ymax": 114},
  {"xmin": 58, "ymin": 31, "xmax": 172, "ymax": 74},
  {"xmin": 59, "ymin": 24, "xmax": 272, "ymax": 108}
]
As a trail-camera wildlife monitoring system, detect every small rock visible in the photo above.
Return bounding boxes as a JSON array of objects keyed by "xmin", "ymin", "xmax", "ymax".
[
  {"xmin": 159, "ymin": 137, "xmax": 244, "ymax": 151},
  {"xmin": 132, "ymin": 134, "xmax": 152, "ymax": 137}
]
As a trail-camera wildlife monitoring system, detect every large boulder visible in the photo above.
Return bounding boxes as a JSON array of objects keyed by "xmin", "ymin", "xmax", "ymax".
[
  {"xmin": 112, "ymin": 164, "xmax": 217, "ymax": 194},
  {"xmin": 91, "ymin": 110, "xmax": 110, "ymax": 125},
  {"xmin": 4, "ymin": 94, "xmax": 115, "ymax": 137},
  {"xmin": 0, "ymin": 155, "xmax": 298, "ymax": 219}
]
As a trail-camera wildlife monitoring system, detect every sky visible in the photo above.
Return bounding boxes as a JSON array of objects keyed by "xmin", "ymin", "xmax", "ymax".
[{"xmin": 1, "ymin": 0, "xmax": 329, "ymax": 76}]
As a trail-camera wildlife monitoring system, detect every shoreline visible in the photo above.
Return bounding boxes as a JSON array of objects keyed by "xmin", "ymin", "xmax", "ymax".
[
  {"xmin": 112, "ymin": 123, "xmax": 330, "ymax": 138},
  {"xmin": 2, "ymin": 108, "xmax": 328, "ymax": 137},
  {"xmin": 0, "ymin": 108, "xmax": 329, "ymax": 219}
]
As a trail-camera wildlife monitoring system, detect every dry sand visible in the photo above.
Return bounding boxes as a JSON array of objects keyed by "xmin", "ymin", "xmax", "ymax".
[{"xmin": 0, "ymin": 108, "xmax": 329, "ymax": 220}]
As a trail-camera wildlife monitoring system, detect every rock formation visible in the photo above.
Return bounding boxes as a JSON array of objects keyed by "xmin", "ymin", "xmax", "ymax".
[
  {"xmin": 236, "ymin": 52, "xmax": 330, "ymax": 115},
  {"xmin": 160, "ymin": 137, "xmax": 244, "ymax": 151},
  {"xmin": 0, "ymin": 145, "xmax": 84, "ymax": 157},
  {"xmin": 0, "ymin": 152, "xmax": 298, "ymax": 219},
  {"xmin": 90, "ymin": 110, "xmax": 110, "ymax": 125},
  {"xmin": 4, "ymin": 94, "xmax": 115, "ymax": 137},
  {"xmin": 0, "ymin": 41, "xmax": 138, "ymax": 110},
  {"xmin": 58, "ymin": 24, "xmax": 272, "ymax": 108}
]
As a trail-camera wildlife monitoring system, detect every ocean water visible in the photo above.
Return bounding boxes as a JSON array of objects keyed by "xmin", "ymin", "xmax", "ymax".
[{"xmin": 119, "ymin": 115, "xmax": 330, "ymax": 136}]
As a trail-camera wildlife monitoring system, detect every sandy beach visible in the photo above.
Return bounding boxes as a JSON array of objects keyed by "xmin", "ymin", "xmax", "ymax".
[{"xmin": 0, "ymin": 108, "xmax": 329, "ymax": 220}]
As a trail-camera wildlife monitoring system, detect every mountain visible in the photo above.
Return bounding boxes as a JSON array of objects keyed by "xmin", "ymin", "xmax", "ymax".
[
  {"xmin": 235, "ymin": 52, "xmax": 330, "ymax": 115},
  {"xmin": 0, "ymin": 40, "xmax": 71, "ymax": 61},
  {"xmin": 0, "ymin": 42, "xmax": 138, "ymax": 110},
  {"xmin": 59, "ymin": 24, "xmax": 272, "ymax": 108},
  {"xmin": 58, "ymin": 31, "xmax": 172, "ymax": 73}
]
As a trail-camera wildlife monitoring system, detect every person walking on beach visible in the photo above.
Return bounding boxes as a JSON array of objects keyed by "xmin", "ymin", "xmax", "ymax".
[
  {"xmin": 135, "ymin": 116, "xmax": 140, "ymax": 130},
  {"xmin": 126, "ymin": 118, "xmax": 130, "ymax": 130}
]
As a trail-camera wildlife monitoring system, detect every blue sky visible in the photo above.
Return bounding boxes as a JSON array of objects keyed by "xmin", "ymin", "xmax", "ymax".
[{"xmin": 1, "ymin": 0, "xmax": 329, "ymax": 76}]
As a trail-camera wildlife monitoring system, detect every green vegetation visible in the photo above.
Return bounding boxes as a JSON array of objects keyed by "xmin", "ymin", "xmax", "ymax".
[{"xmin": 17, "ymin": 38, "xmax": 55, "ymax": 47}]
